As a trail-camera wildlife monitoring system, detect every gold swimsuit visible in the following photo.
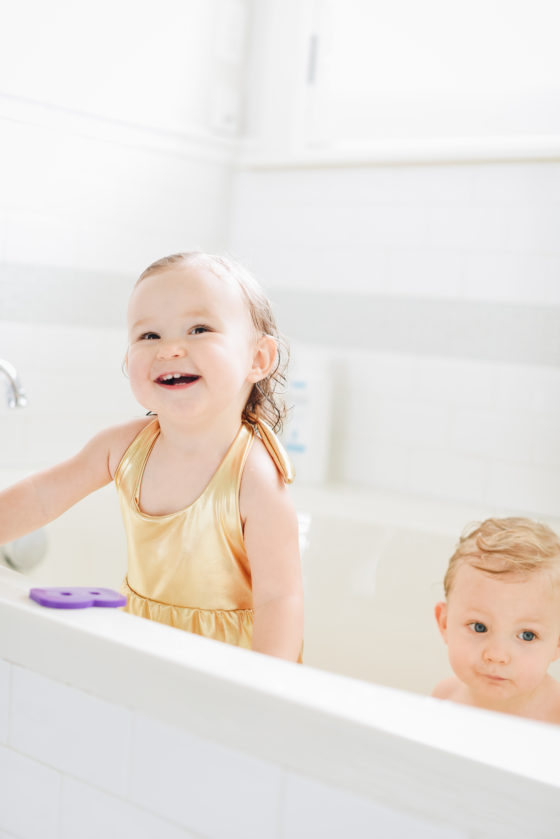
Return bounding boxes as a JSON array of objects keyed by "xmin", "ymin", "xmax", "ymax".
[{"xmin": 115, "ymin": 418, "xmax": 293, "ymax": 650}]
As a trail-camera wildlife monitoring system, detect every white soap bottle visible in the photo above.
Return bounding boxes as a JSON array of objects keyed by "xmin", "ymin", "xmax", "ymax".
[{"xmin": 282, "ymin": 348, "xmax": 332, "ymax": 485}]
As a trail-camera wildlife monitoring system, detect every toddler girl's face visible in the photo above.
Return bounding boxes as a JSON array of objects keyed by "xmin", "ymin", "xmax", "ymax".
[
  {"xmin": 436, "ymin": 563, "xmax": 560, "ymax": 707},
  {"xmin": 126, "ymin": 263, "xmax": 264, "ymax": 423}
]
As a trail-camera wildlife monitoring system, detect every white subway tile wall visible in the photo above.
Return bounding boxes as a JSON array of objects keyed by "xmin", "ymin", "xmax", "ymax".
[
  {"xmin": 0, "ymin": 745, "xmax": 61, "ymax": 839},
  {"xmin": 0, "ymin": 115, "xmax": 234, "ymax": 276},
  {"xmin": 60, "ymin": 779, "xmax": 198, "ymax": 839},
  {"xmin": 0, "ymin": 322, "xmax": 138, "ymax": 470},
  {"xmin": 0, "ymin": 660, "xmax": 9, "ymax": 744},
  {"xmin": 336, "ymin": 349, "xmax": 560, "ymax": 515},
  {"xmin": 230, "ymin": 163, "xmax": 560, "ymax": 304},
  {"xmin": 10, "ymin": 667, "xmax": 132, "ymax": 795},
  {"xmin": 128, "ymin": 713, "xmax": 284, "ymax": 839},
  {"xmin": 283, "ymin": 773, "xmax": 467, "ymax": 839},
  {"xmin": 2, "ymin": 161, "xmax": 560, "ymax": 514},
  {"xmin": 228, "ymin": 162, "xmax": 560, "ymax": 515},
  {"xmin": 0, "ymin": 664, "xmax": 461, "ymax": 839}
]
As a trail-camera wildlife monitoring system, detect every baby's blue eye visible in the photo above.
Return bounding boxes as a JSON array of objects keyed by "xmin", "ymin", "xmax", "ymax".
[
  {"xmin": 470, "ymin": 622, "xmax": 487, "ymax": 633},
  {"xmin": 519, "ymin": 630, "xmax": 536, "ymax": 642},
  {"xmin": 191, "ymin": 325, "xmax": 210, "ymax": 335},
  {"xmin": 141, "ymin": 332, "xmax": 159, "ymax": 340}
]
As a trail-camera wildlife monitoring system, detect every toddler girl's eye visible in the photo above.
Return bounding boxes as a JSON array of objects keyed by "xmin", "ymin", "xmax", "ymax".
[
  {"xmin": 519, "ymin": 630, "xmax": 536, "ymax": 642},
  {"xmin": 469, "ymin": 622, "xmax": 487, "ymax": 633},
  {"xmin": 140, "ymin": 332, "xmax": 160, "ymax": 340},
  {"xmin": 191, "ymin": 325, "xmax": 210, "ymax": 335}
]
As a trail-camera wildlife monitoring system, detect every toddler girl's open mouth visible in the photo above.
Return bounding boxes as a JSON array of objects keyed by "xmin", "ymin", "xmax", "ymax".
[{"xmin": 155, "ymin": 373, "xmax": 200, "ymax": 389}]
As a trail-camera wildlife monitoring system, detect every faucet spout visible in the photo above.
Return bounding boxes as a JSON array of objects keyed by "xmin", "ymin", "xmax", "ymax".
[{"xmin": 0, "ymin": 359, "xmax": 28, "ymax": 408}]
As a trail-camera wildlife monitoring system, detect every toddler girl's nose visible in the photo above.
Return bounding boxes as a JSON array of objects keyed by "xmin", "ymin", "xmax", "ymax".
[{"xmin": 157, "ymin": 340, "xmax": 186, "ymax": 359}]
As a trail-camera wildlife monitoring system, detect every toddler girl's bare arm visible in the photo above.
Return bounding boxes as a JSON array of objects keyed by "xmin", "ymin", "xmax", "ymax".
[
  {"xmin": 0, "ymin": 419, "xmax": 148, "ymax": 545},
  {"xmin": 240, "ymin": 439, "xmax": 304, "ymax": 662}
]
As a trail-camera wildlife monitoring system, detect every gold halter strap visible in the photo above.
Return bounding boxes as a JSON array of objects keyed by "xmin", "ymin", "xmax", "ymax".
[{"xmin": 248, "ymin": 416, "xmax": 295, "ymax": 484}]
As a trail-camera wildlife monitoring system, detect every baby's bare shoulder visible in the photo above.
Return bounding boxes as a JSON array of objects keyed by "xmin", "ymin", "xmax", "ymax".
[
  {"xmin": 542, "ymin": 676, "xmax": 560, "ymax": 725},
  {"xmin": 431, "ymin": 677, "xmax": 461, "ymax": 700}
]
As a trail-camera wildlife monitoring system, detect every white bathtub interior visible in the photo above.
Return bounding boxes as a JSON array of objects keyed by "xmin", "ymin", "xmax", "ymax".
[{"xmin": 3, "ymin": 467, "xmax": 560, "ymax": 697}]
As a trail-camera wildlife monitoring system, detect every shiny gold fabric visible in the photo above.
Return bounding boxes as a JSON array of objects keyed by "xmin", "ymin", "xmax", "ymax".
[
  {"xmin": 121, "ymin": 579, "xmax": 254, "ymax": 649},
  {"xmin": 114, "ymin": 419, "xmax": 292, "ymax": 650}
]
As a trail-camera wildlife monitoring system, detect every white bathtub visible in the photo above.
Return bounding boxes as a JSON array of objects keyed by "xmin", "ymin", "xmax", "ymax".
[
  {"xmin": 1, "ymin": 470, "xmax": 560, "ymax": 838},
  {"xmin": 5, "ymin": 473, "xmax": 560, "ymax": 695}
]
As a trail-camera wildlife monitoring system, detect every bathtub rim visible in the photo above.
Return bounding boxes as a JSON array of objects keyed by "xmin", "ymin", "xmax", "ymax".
[{"xmin": 1, "ymin": 564, "xmax": 560, "ymax": 837}]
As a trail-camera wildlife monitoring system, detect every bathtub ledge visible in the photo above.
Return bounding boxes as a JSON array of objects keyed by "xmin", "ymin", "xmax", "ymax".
[{"xmin": 1, "ymin": 564, "xmax": 560, "ymax": 836}]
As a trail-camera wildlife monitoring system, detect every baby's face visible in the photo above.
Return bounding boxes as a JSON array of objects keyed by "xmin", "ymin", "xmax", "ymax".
[{"xmin": 436, "ymin": 563, "xmax": 560, "ymax": 706}]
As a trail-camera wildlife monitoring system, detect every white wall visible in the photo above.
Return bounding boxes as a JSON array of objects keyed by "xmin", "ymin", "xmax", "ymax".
[
  {"xmin": 242, "ymin": 1, "xmax": 560, "ymax": 155},
  {"xmin": 228, "ymin": 161, "xmax": 560, "ymax": 516},
  {"xmin": 0, "ymin": 321, "xmax": 136, "ymax": 468},
  {"xmin": 308, "ymin": 0, "xmax": 560, "ymax": 145},
  {"xmin": 0, "ymin": 113, "xmax": 235, "ymax": 278},
  {"xmin": 0, "ymin": 663, "xmax": 465, "ymax": 839},
  {"xmin": 0, "ymin": 0, "xmax": 248, "ymax": 135},
  {"xmin": 0, "ymin": 0, "xmax": 250, "ymax": 319},
  {"xmin": 3, "ymin": 0, "xmax": 559, "ymax": 521}
]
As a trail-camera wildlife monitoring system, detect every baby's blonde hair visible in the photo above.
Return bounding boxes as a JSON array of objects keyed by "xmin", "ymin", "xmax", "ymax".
[
  {"xmin": 443, "ymin": 517, "xmax": 560, "ymax": 598},
  {"xmin": 135, "ymin": 251, "xmax": 288, "ymax": 432}
]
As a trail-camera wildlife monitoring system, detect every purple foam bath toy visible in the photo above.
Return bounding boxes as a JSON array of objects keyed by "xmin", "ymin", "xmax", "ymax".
[{"xmin": 29, "ymin": 587, "xmax": 127, "ymax": 609}]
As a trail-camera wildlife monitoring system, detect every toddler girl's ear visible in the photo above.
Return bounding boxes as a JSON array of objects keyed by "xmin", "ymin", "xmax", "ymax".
[
  {"xmin": 434, "ymin": 601, "xmax": 448, "ymax": 643},
  {"xmin": 247, "ymin": 335, "xmax": 277, "ymax": 383}
]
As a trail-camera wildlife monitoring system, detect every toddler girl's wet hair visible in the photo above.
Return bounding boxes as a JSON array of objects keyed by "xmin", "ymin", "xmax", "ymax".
[
  {"xmin": 135, "ymin": 251, "xmax": 289, "ymax": 433},
  {"xmin": 443, "ymin": 516, "xmax": 560, "ymax": 597}
]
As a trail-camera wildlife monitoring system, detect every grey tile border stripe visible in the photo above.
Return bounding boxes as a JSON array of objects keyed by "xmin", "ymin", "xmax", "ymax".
[
  {"xmin": 2, "ymin": 262, "xmax": 559, "ymax": 366},
  {"xmin": 271, "ymin": 291, "xmax": 560, "ymax": 367},
  {"xmin": 0, "ymin": 263, "xmax": 131, "ymax": 329}
]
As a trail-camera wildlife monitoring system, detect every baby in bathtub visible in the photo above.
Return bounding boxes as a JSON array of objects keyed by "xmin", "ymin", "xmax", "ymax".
[{"xmin": 433, "ymin": 516, "xmax": 560, "ymax": 724}]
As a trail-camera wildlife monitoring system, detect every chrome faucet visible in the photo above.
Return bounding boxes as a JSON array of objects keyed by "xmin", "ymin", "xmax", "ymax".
[{"xmin": 0, "ymin": 359, "xmax": 27, "ymax": 408}]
